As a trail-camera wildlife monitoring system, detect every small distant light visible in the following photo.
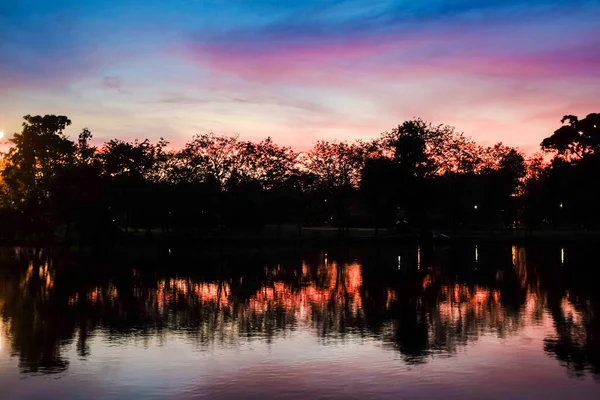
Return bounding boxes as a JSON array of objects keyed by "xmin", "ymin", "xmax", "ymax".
[
  {"xmin": 474, "ymin": 205, "xmax": 478, "ymax": 210},
  {"xmin": 112, "ymin": 219, "xmax": 116, "ymax": 223},
  {"xmin": 559, "ymin": 203, "xmax": 563, "ymax": 209},
  {"xmin": 398, "ymin": 256, "xmax": 402, "ymax": 270},
  {"xmin": 561, "ymin": 248, "xmax": 565, "ymax": 264},
  {"xmin": 475, "ymin": 245, "xmax": 479, "ymax": 262},
  {"xmin": 168, "ymin": 248, "xmax": 172, "ymax": 254}
]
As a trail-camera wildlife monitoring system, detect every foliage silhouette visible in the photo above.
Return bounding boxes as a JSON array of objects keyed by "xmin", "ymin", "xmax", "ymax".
[{"xmin": 1, "ymin": 112, "xmax": 599, "ymax": 241}]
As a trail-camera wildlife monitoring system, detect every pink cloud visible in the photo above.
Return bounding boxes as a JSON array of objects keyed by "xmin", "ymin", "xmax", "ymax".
[
  {"xmin": 185, "ymin": 39, "xmax": 411, "ymax": 85},
  {"xmin": 186, "ymin": 37, "xmax": 599, "ymax": 87},
  {"xmin": 172, "ymin": 19, "xmax": 600, "ymax": 153}
]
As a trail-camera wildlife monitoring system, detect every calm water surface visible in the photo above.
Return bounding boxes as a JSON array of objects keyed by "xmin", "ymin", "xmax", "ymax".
[{"xmin": 1, "ymin": 244, "xmax": 599, "ymax": 399}]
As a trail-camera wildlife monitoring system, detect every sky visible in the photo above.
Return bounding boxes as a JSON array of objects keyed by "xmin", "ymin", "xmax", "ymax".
[{"xmin": 1, "ymin": 0, "xmax": 599, "ymax": 152}]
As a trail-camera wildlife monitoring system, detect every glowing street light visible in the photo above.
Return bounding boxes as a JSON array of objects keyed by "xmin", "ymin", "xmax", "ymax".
[
  {"xmin": 559, "ymin": 203, "xmax": 563, "ymax": 209},
  {"xmin": 474, "ymin": 204, "xmax": 478, "ymax": 210}
]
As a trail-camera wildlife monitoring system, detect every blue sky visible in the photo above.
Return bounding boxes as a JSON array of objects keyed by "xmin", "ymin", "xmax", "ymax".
[{"xmin": 1, "ymin": 0, "xmax": 599, "ymax": 150}]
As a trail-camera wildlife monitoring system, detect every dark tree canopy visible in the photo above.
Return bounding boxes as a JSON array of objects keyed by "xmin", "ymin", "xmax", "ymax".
[
  {"xmin": 1, "ymin": 112, "xmax": 598, "ymax": 241},
  {"xmin": 541, "ymin": 113, "xmax": 600, "ymax": 159}
]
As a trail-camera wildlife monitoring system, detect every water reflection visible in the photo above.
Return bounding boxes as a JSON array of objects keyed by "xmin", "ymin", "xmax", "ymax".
[{"xmin": 0, "ymin": 244, "xmax": 599, "ymax": 380}]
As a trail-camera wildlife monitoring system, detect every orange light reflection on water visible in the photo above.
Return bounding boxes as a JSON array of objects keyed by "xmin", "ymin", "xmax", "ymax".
[{"xmin": 5, "ymin": 245, "xmax": 589, "ymax": 374}]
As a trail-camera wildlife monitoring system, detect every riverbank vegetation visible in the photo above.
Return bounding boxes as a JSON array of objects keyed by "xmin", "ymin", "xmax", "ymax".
[{"xmin": 0, "ymin": 113, "xmax": 598, "ymax": 242}]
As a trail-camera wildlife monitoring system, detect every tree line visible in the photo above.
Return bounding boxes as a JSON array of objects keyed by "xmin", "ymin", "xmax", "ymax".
[{"xmin": 0, "ymin": 112, "xmax": 598, "ymax": 241}]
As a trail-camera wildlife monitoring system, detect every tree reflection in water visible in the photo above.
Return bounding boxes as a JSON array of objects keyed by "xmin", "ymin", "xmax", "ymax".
[{"xmin": 0, "ymin": 244, "xmax": 598, "ymax": 378}]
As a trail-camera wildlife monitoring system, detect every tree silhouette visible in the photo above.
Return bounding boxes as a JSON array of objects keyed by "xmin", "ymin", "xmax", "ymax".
[
  {"xmin": 2, "ymin": 115, "xmax": 74, "ymax": 206},
  {"xmin": 541, "ymin": 113, "xmax": 600, "ymax": 160},
  {"xmin": 180, "ymin": 133, "xmax": 243, "ymax": 188},
  {"xmin": 1, "ymin": 112, "xmax": 598, "ymax": 239},
  {"xmin": 360, "ymin": 157, "xmax": 398, "ymax": 233}
]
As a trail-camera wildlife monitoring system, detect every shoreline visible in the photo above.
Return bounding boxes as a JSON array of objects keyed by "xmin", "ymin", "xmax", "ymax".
[{"xmin": 1, "ymin": 227, "xmax": 599, "ymax": 247}]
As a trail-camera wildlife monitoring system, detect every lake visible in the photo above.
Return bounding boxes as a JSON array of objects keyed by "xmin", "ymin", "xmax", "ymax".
[{"xmin": 0, "ymin": 243, "xmax": 599, "ymax": 399}]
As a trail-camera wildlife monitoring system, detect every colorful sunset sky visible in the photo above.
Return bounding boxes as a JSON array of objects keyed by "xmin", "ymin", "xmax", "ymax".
[{"xmin": 1, "ymin": 0, "xmax": 599, "ymax": 151}]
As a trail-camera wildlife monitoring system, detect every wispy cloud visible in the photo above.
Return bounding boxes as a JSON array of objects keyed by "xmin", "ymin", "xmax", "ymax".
[{"xmin": 102, "ymin": 76, "xmax": 122, "ymax": 90}]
